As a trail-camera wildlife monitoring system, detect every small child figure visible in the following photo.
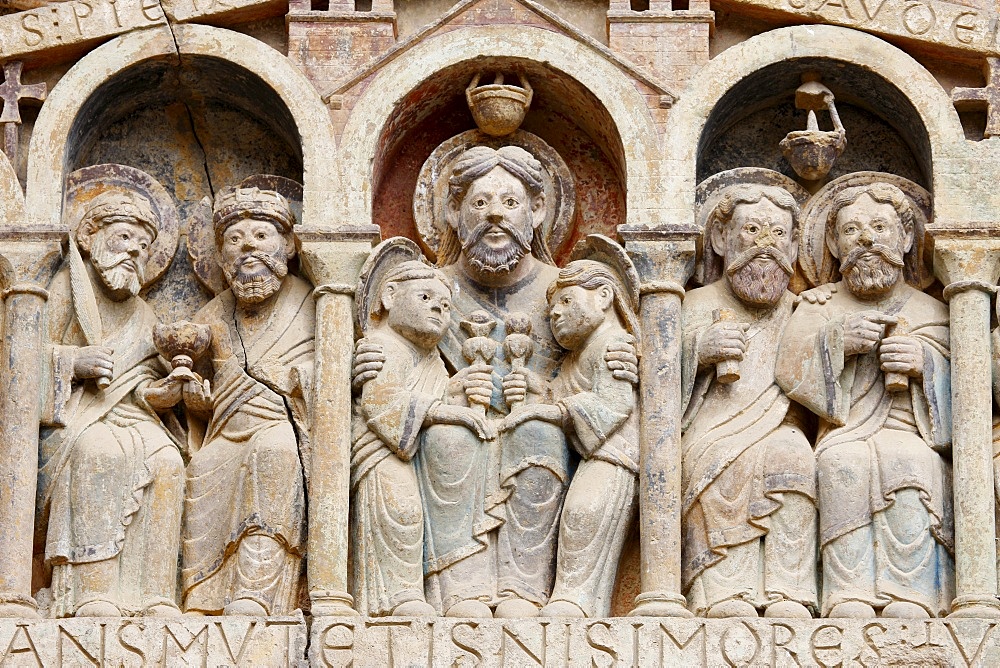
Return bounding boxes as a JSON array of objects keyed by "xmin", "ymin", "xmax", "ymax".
[
  {"xmin": 500, "ymin": 234, "xmax": 641, "ymax": 618},
  {"xmin": 351, "ymin": 238, "xmax": 495, "ymax": 617}
]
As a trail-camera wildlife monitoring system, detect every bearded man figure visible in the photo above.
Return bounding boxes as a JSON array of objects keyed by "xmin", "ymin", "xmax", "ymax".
[
  {"xmin": 180, "ymin": 186, "xmax": 312, "ymax": 616},
  {"xmin": 354, "ymin": 145, "xmax": 637, "ymax": 618},
  {"xmin": 680, "ymin": 184, "xmax": 817, "ymax": 619},
  {"xmin": 38, "ymin": 190, "xmax": 185, "ymax": 618},
  {"xmin": 777, "ymin": 182, "xmax": 953, "ymax": 619}
]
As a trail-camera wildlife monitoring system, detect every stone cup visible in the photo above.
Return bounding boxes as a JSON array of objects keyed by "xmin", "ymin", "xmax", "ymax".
[{"xmin": 153, "ymin": 321, "xmax": 212, "ymax": 374}]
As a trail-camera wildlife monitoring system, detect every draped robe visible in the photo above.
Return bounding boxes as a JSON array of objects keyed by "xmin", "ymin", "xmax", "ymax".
[
  {"xmin": 776, "ymin": 281, "xmax": 953, "ymax": 615},
  {"xmin": 38, "ymin": 266, "xmax": 184, "ymax": 617},
  {"xmin": 418, "ymin": 259, "xmax": 569, "ymax": 609},
  {"xmin": 182, "ymin": 275, "xmax": 313, "ymax": 614},
  {"xmin": 547, "ymin": 326, "xmax": 638, "ymax": 618},
  {"xmin": 350, "ymin": 330, "xmax": 448, "ymax": 616},
  {"xmin": 680, "ymin": 281, "xmax": 816, "ymax": 612}
]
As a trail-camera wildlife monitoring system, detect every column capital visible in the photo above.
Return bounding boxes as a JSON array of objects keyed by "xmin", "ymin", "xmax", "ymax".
[
  {"xmin": 618, "ymin": 223, "xmax": 699, "ymax": 287},
  {"xmin": 930, "ymin": 233, "xmax": 1000, "ymax": 288},
  {"xmin": 0, "ymin": 228, "xmax": 65, "ymax": 290},
  {"xmin": 296, "ymin": 226, "xmax": 380, "ymax": 287}
]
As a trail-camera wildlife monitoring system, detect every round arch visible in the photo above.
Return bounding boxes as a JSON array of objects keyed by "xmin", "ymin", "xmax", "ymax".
[
  {"xmin": 24, "ymin": 23, "xmax": 338, "ymax": 229},
  {"xmin": 663, "ymin": 24, "xmax": 966, "ymax": 229},
  {"xmin": 339, "ymin": 24, "xmax": 663, "ymax": 227}
]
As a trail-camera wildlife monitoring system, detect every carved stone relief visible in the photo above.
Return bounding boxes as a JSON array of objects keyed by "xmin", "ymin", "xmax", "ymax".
[{"xmin": 0, "ymin": 0, "xmax": 998, "ymax": 662}]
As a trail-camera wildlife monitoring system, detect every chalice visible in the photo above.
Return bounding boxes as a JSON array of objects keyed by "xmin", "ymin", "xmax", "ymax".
[{"xmin": 153, "ymin": 320, "xmax": 212, "ymax": 383}]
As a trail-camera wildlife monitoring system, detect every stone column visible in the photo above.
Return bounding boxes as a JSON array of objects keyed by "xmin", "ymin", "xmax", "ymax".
[
  {"xmin": 297, "ymin": 226, "xmax": 379, "ymax": 617},
  {"xmin": 933, "ymin": 234, "xmax": 1000, "ymax": 619},
  {"xmin": 621, "ymin": 225, "xmax": 697, "ymax": 618},
  {"xmin": 0, "ymin": 233, "xmax": 63, "ymax": 618}
]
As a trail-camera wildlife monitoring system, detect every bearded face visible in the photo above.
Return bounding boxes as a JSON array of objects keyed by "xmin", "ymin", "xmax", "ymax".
[
  {"xmin": 88, "ymin": 221, "xmax": 152, "ymax": 300},
  {"xmin": 219, "ymin": 217, "xmax": 291, "ymax": 305},
  {"xmin": 720, "ymin": 199, "xmax": 796, "ymax": 308},
  {"xmin": 832, "ymin": 193, "xmax": 908, "ymax": 301},
  {"xmin": 455, "ymin": 167, "xmax": 536, "ymax": 275}
]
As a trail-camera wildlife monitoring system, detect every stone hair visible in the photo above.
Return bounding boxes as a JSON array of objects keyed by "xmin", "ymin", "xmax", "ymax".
[
  {"xmin": 547, "ymin": 259, "xmax": 641, "ymax": 347},
  {"xmin": 827, "ymin": 182, "xmax": 915, "ymax": 235},
  {"xmin": 710, "ymin": 184, "xmax": 800, "ymax": 233},
  {"xmin": 370, "ymin": 260, "xmax": 450, "ymax": 322}
]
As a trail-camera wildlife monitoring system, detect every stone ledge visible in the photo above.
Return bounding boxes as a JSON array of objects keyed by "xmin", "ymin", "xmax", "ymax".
[
  {"xmin": 311, "ymin": 616, "xmax": 1000, "ymax": 666},
  {"xmin": 0, "ymin": 614, "xmax": 306, "ymax": 666}
]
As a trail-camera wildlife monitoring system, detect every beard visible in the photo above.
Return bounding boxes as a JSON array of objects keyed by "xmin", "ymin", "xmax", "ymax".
[
  {"xmin": 840, "ymin": 245, "xmax": 904, "ymax": 300},
  {"xmin": 91, "ymin": 241, "xmax": 144, "ymax": 298},
  {"xmin": 223, "ymin": 250, "xmax": 288, "ymax": 304},
  {"xmin": 461, "ymin": 216, "xmax": 533, "ymax": 275},
  {"xmin": 725, "ymin": 246, "xmax": 793, "ymax": 307}
]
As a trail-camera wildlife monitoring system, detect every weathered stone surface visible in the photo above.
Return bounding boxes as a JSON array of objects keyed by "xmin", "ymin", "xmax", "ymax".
[
  {"xmin": 311, "ymin": 616, "xmax": 1000, "ymax": 666},
  {"xmin": 0, "ymin": 615, "xmax": 306, "ymax": 665}
]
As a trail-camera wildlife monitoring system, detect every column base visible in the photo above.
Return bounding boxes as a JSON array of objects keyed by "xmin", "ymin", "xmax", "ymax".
[
  {"xmin": 948, "ymin": 595, "xmax": 1000, "ymax": 619},
  {"xmin": 310, "ymin": 590, "xmax": 358, "ymax": 617},
  {"xmin": 628, "ymin": 591, "xmax": 693, "ymax": 618},
  {"xmin": 0, "ymin": 593, "xmax": 38, "ymax": 619}
]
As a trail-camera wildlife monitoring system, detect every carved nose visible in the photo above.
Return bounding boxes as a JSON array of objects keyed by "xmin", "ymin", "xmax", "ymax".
[
  {"xmin": 755, "ymin": 227, "xmax": 774, "ymax": 247},
  {"xmin": 859, "ymin": 230, "xmax": 874, "ymax": 246}
]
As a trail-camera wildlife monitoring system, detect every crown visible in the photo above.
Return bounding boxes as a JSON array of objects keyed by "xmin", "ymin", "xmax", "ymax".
[{"xmin": 212, "ymin": 186, "xmax": 295, "ymax": 239}]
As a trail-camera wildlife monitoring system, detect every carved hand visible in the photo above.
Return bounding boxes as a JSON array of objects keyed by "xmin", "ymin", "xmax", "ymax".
[
  {"xmin": 142, "ymin": 376, "xmax": 184, "ymax": 409},
  {"xmin": 843, "ymin": 311, "xmax": 897, "ymax": 357},
  {"xmin": 879, "ymin": 335, "xmax": 925, "ymax": 379},
  {"xmin": 183, "ymin": 378, "xmax": 214, "ymax": 413},
  {"xmin": 604, "ymin": 337, "xmax": 639, "ymax": 385},
  {"xmin": 698, "ymin": 321, "xmax": 749, "ymax": 366},
  {"xmin": 796, "ymin": 282, "xmax": 838, "ymax": 305},
  {"xmin": 499, "ymin": 404, "xmax": 563, "ymax": 433},
  {"xmin": 447, "ymin": 363, "xmax": 494, "ymax": 408},
  {"xmin": 426, "ymin": 403, "xmax": 497, "ymax": 441},
  {"xmin": 502, "ymin": 368, "xmax": 550, "ymax": 406},
  {"xmin": 352, "ymin": 338, "xmax": 386, "ymax": 393},
  {"xmin": 73, "ymin": 345, "xmax": 114, "ymax": 382}
]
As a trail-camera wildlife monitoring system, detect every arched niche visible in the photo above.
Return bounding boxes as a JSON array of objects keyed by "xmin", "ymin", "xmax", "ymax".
[
  {"xmin": 664, "ymin": 25, "xmax": 965, "ymax": 228},
  {"xmin": 370, "ymin": 56, "xmax": 628, "ymax": 264},
  {"xmin": 23, "ymin": 23, "xmax": 339, "ymax": 320},
  {"xmin": 339, "ymin": 24, "xmax": 663, "ymax": 238}
]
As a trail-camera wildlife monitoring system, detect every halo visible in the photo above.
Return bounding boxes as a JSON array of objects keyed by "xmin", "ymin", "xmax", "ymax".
[
  {"xmin": 413, "ymin": 129, "xmax": 575, "ymax": 261},
  {"xmin": 569, "ymin": 234, "xmax": 640, "ymax": 311},
  {"xmin": 799, "ymin": 171, "xmax": 932, "ymax": 289},
  {"xmin": 187, "ymin": 174, "xmax": 304, "ymax": 295},
  {"xmin": 65, "ymin": 164, "xmax": 180, "ymax": 288},
  {"xmin": 694, "ymin": 168, "xmax": 811, "ymax": 286},
  {"xmin": 355, "ymin": 236, "xmax": 426, "ymax": 337}
]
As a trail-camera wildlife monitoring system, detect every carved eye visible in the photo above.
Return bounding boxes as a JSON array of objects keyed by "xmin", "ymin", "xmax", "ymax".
[
  {"xmin": 562, "ymin": 296, "xmax": 571, "ymax": 304},
  {"xmin": 844, "ymin": 225, "xmax": 858, "ymax": 235},
  {"xmin": 773, "ymin": 228, "xmax": 785, "ymax": 237},
  {"xmin": 140, "ymin": 242, "xmax": 149, "ymax": 251},
  {"xmin": 421, "ymin": 293, "xmax": 430, "ymax": 301},
  {"xmin": 229, "ymin": 234, "xmax": 240, "ymax": 244},
  {"xmin": 504, "ymin": 197, "xmax": 519, "ymax": 208},
  {"xmin": 441, "ymin": 301, "xmax": 451, "ymax": 311},
  {"xmin": 744, "ymin": 224, "xmax": 759, "ymax": 235},
  {"xmin": 256, "ymin": 232, "xmax": 267, "ymax": 240},
  {"xmin": 873, "ymin": 223, "xmax": 886, "ymax": 233},
  {"xmin": 473, "ymin": 198, "xmax": 487, "ymax": 209},
  {"xmin": 121, "ymin": 233, "xmax": 130, "ymax": 241}
]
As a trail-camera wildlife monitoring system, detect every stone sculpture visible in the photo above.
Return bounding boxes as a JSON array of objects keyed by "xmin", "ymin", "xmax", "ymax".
[
  {"xmin": 354, "ymin": 144, "xmax": 637, "ymax": 619},
  {"xmin": 681, "ymin": 182, "xmax": 817, "ymax": 619},
  {"xmin": 38, "ymin": 180, "xmax": 184, "ymax": 618},
  {"xmin": 498, "ymin": 235, "xmax": 640, "ymax": 619},
  {"xmin": 350, "ymin": 238, "xmax": 494, "ymax": 617},
  {"xmin": 180, "ymin": 184, "xmax": 312, "ymax": 616},
  {"xmin": 776, "ymin": 181, "xmax": 954, "ymax": 619}
]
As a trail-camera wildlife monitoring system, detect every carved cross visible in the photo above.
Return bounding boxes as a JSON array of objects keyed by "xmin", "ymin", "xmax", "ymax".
[
  {"xmin": 0, "ymin": 61, "xmax": 46, "ymax": 167},
  {"xmin": 952, "ymin": 57, "xmax": 1000, "ymax": 139}
]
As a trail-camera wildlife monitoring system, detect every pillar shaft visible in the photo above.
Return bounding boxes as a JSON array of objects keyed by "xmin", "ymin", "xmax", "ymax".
[
  {"xmin": 621, "ymin": 226, "xmax": 697, "ymax": 617},
  {"xmin": 298, "ymin": 227, "xmax": 378, "ymax": 617},
  {"xmin": 933, "ymin": 235, "xmax": 1000, "ymax": 618},
  {"xmin": 0, "ymin": 236, "xmax": 63, "ymax": 618}
]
